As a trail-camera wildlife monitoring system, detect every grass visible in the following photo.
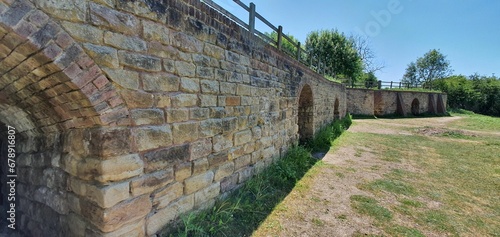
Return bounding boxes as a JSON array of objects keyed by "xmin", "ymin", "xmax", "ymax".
[
  {"xmin": 349, "ymin": 111, "xmax": 500, "ymax": 236},
  {"xmin": 350, "ymin": 195, "xmax": 393, "ymax": 222},
  {"xmin": 167, "ymin": 116, "xmax": 353, "ymax": 237}
]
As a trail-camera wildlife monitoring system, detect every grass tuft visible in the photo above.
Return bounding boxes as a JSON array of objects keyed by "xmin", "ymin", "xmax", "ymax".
[{"xmin": 350, "ymin": 195, "xmax": 393, "ymax": 222}]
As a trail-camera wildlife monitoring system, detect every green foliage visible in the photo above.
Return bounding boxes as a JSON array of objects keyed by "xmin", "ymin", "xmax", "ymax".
[
  {"xmin": 305, "ymin": 29, "xmax": 363, "ymax": 81},
  {"xmin": 266, "ymin": 31, "xmax": 300, "ymax": 57},
  {"xmin": 362, "ymin": 179, "xmax": 417, "ymax": 196},
  {"xmin": 305, "ymin": 114, "xmax": 352, "ymax": 152},
  {"xmin": 433, "ymin": 74, "xmax": 500, "ymax": 116},
  {"xmin": 169, "ymin": 116, "xmax": 351, "ymax": 236},
  {"xmin": 402, "ymin": 49, "xmax": 452, "ymax": 86},
  {"xmin": 359, "ymin": 71, "xmax": 378, "ymax": 88}
]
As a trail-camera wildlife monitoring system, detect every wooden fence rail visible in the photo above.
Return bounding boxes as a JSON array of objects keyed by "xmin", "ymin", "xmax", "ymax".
[{"xmin": 202, "ymin": 0, "xmax": 328, "ymax": 75}]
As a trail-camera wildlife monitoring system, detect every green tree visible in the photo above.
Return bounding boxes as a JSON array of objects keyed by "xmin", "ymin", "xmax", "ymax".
[
  {"xmin": 402, "ymin": 49, "xmax": 452, "ymax": 86},
  {"xmin": 305, "ymin": 29, "xmax": 363, "ymax": 81},
  {"xmin": 266, "ymin": 31, "xmax": 300, "ymax": 57},
  {"xmin": 360, "ymin": 71, "xmax": 378, "ymax": 88}
]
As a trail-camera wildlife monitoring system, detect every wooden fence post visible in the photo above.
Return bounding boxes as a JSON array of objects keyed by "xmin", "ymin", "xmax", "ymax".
[
  {"xmin": 277, "ymin": 25, "xmax": 283, "ymax": 50},
  {"xmin": 399, "ymin": 82, "xmax": 402, "ymax": 88},
  {"xmin": 296, "ymin": 42, "xmax": 301, "ymax": 60},
  {"xmin": 390, "ymin": 81, "xmax": 393, "ymax": 89},
  {"xmin": 249, "ymin": 2, "xmax": 256, "ymax": 35},
  {"xmin": 378, "ymin": 80, "xmax": 382, "ymax": 89}
]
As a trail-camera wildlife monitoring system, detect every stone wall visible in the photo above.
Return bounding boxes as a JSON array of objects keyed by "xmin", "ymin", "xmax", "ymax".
[
  {"xmin": 0, "ymin": 0, "xmax": 346, "ymax": 236},
  {"xmin": 346, "ymin": 88, "xmax": 447, "ymax": 117}
]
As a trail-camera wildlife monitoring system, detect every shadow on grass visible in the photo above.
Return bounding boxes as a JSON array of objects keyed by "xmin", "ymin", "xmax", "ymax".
[{"xmin": 165, "ymin": 116, "xmax": 352, "ymax": 237}]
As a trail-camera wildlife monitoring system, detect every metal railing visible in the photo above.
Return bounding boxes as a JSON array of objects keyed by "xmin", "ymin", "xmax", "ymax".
[
  {"xmin": 201, "ymin": 0, "xmax": 328, "ymax": 75},
  {"xmin": 343, "ymin": 79, "xmax": 435, "ymax": 90}
]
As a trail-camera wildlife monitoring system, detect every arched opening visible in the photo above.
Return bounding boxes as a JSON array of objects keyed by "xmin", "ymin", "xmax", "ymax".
[
  {"xmin": 298, "ymin": 84, "xmax": 314, "ymax": 144},
  {"xmin": 334, "ymin": 98, "xmax": 340, "ymax": 120},
  {"xmin": 411, "ymin": 98, "xmax": 420, "ymax": 116}
]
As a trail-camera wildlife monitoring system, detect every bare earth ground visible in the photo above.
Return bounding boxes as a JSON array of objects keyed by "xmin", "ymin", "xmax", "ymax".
[{"xmin": 252, "ymin": 116, "xmax": 499, "ymax": 237}]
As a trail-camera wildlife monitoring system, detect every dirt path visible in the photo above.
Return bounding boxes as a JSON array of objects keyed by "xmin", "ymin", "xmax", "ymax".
[{"xmin": 252, "ymin": 116, "xmax": 492, "ymax": 237}]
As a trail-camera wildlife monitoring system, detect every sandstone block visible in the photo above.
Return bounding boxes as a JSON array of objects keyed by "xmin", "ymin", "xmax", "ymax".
[
  {"xmin": 184, "ymin": 171, "xmax": 214, "ymax": 194},
  {"xmin": 165, "ymin": 108, "xmax": 189, "ymax": 123},
  {"xmin": 83, "ymin": 43, "xmax": 119, "ymax": 68},
  {"xmin": 225, "ymin": 96, "xmax": 241, "ymax": 106},
  {"xmin": 201, "ymin": 79, "xmax": 219, "ymax": 94},
  {"xmin": 69, "ymin": 178, "xmax": 129, "ymax": 209},
  {"xmin": 220, "ymin": 173, "xmax": 239, "ymax": 193},
  {"xmin": 172, "ymin": 121, "xmax": 199, "ymax": 144},
  {"xmin": 102, "ymin": 67, "xmax": 139, "ymax": 89},
  {"xmin": 130, "ymin": 169, "xmax": 174, "ymax": 196},
  {"xmin": 234, "ymin": 154, "xmax": 252, "ymax": 170},
  {"xmin": 90, "ymin": 2, "xmax": 139, "ymax": 35},
  {"xmin": 175, "ymin": 61, "xmax": 196, "ymax": 77},
  {"xmin": 36, "ymin": 0, "xmax": 86, "ymax": 22},
  {"xmin": 190, "ymin": 138, "xmax": 212, "ymax": 160},
  {"xmin": 220, "ymin": 82, "xmax": 236, "ymax": 95},
  {"xmin": 174, "ymin": 162, "xmax": 192, "ymax": 182},
  {"xmin": 153, "ymin": 182, "xmax": 184, "ymax": 209},
  {"xmin": 171, "ymin": 93, "xmax": 198, "ymax": 107},
  {"xmin": 203, "ymin": 43, "xmax": 225, "ymax": 60},
  {"xmin": 214, "ymin": 162, "xmax": 234, "ymax": 181},
  {"xmin": 234, "ymin": 129, "xmax": 252, "ymax": 146},
  {"xmin": 143, "ymin": 144, "xmax": 190, "ymax": 173},
  {"xmin": 236, "ymin": 84, "xmax": 253, "ymax": 96},
  {"xmin": 189, "ymin": 107, "xmax": 209, "ymax": 120},
  {"xmin": 180, "ymin": 77, "xmax": 200, "ymax": 93},
  {"xmin": 133, "ymin": 125, "xmax": 172, "ymax": 151},
  {"xmin": 81, "ymin": 195, "xmax": 151, "ymax": 233},
  {"xmin": 208, "ymin": 152, "xmax": 228, "ymax": 169},
  {"xmin": 142, "ymin": 72, "xmax": 179, "ymax": 92},
  {"xmin": 142, "ymin": 20, "xmax": 169, "ymax": 44},
  {"xmin": 130, "ymin": 108, "xmax": 165, "ymax": 125},
  {"xmin": 97, "ymin": 154, "xmax": 144, "ymax": 183},
  {"xmin": 192, "ymin": 158, "xmax": 209, "ymax": 175},
  {"xmin": 238, "ymin": 166, "xmax": 254, "ymax": 184},
  {"xmin": 196, "ymin": 66, "xmax": 214, "ymax": 79},
  {"xmin": 104, "ymin": 31, "xmax": 146, "ymax": 51},
  {"xmin": 172, "ymin": 32, "xmax": 203, "ymax": 53},
  {"xmin": 213, "ymin": 134, "xmax": 232, "ymax": 152},
  {"xmin": 194, "ymin": 182, "xmax": 220, "ymax": 207},
  {"xmin": 146, "ymin": 204, "xmax": 176, "ymax": 236},
  {"xmin": 118, "ymin": 51, "xmax": 161, "ymax": 71},
  {"xmin": 120, "ymin": 89, "xmax": 154, "ymax": 108},
  {"xmin": 199, "ymin": 94, "xmax": 217, "ymax": 107}
]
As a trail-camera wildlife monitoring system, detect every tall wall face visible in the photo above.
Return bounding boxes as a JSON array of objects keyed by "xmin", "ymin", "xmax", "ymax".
[
  {"xmin": 0, "ymin": 0, "xmax": 346, "ymax": 236},
  {"xmin": 346, "ymin": 88, "xmax": 447, "ymax": 116}
]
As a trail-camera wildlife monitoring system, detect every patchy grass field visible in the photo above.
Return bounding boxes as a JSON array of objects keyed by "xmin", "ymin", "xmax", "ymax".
[{"xmin": 253, "ymin": 113, "xmax": 500, "ymax": 237}]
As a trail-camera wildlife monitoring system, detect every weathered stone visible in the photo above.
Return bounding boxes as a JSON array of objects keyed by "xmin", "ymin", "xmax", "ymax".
[
  {"xmin": 201, "ymin": 79, "xmax": 219, "ymax": 94},
  {"xmin": 199, "ymin": 119, "xmax": 222, "ymax": 137},
  {"xmin": 83, "ymin": 43, "xmax": 119, "ymax": 68},
  {"xmin": 32, "ymin": 186, "xmax": 68, "ymax": 215},
  {"xmin": 174, "ymin": 162, "xmax": 192, "ymax": 182},
  {"xmin": 90, "ymin": 219, "xmax": 145, "ymax": 237},
  {"xmin": 97, "ymin": 154, "xmax": 144, "ymax": 183},
  {"xmin": 220, "ymin": 173, "xmax": 239, "ymax": 193},
  {"xmin": 196, "ymin": 66, "xmax": 214, "ymax": 79},
  {"xmin": 194, "ymin": 182, "xmax": 220, "ymax": 207},
  {"xmin": 238, "ymin": 166, "xmax": 254, "ymax": 184},
  {"xmin": 120, "ymin": 89, "xmax": 154, "ymax": 108},
  {"xmin": 118, "ymin": 51, "xmax": 161, "ymax": 71},
  {"xmin": 189, "ymin": 107, "xmax": 209, "ymax": 120},
  {"xmin": 66, "ymin": 212, "xmax": 87, "ymax": 237},
  {"xmin": 130, "ymin": 169, "xmax": 174, "ymax": 196},
  {"xmin": 171, "ymin": 93, "xmax": 198, "ymax": 107},
  {"xmin": 236, "ymin": 84, "xmax": 253, "ymax": 96},
  {"xmin": 102, "ymin": 67, "xmax": 139, "ymax": 89},
  {"xmin": 199, "ymin": 94, "xmax": 217, "ymax": 107},
  {"xmin": 192, "ymin": 158, "xmax": 209, "ymax": 175},
  {"xmin": 146, "ymin": 204, "xmax": 176, "ymax": 236},
  {"xmin": 180, "ymin": 77, "xmax": 200, "ymax": 93},
  {"xmin": 214, "ymin": 162, "xmax": 234, "ymax": 181},
  {"xmin": 190, "ymin": 138, "xmax": 212, "ymax": 160},
  {"xmin": 130, "ymin": 108, "xmax": 165, "ymax": 125},
  {"xmin": 81, "ymin": 195, "xmax": 151, "ymax": 233},
  {"xmin": 142, "ymin": 72, "xmax": 179, "ymax": 92},
  {"xmin": 204, "ymin": 43, "xmax": 225, "ymax": 60},
  {"xmin": 175, "ymin": 61, "xmax": 196, "ymax": 77},
  {"xmin": 172, "ymin": 121, "xmax": 199, "ymax": 144},
  {"xmin": 184, "ymin": 171, "xmax": 214, "ymax": 194},
  {"xmin": 133, "ymin": 125, "xmax": 172, "ymax": 151},
  {"xmin": 87, "ymin": 128, "xmax": 131, "ymax": 158},
  {"xmin": 213, "ymin": 134, "xmax": 232, "ymax": 152},
  {"xmin": 225, "ymin": 96, "xmax": 241, "ymax": 106},
  {"xmin": 104, "ymin": 31, "xmax": 146, "ymax": 51},
  {"xmin": 234, "ymin": 129, "xmax": 252, "ymax": 146},
  {"xmin": 153, "ymin": 182, "xmax": 184, "ymax": 209},
  {"xmin": 90, "ymin": 2, "xmax": 139, "ymax": 35},
  {"xmin": 143, "ymin": 20, "xmax": 169, "ymax": 44},
  {"xmin": 69, "ymin": 178, "xmax": 129, "ymax": 208},
  {"xmin": 234, "ymin": 154, "xmax": 252, "ymax": 170},
  {"xmin": 172, "ymin": 32, "xmax": 203, "ymax": 53},
  {"xmin": 207, "ymin": 152, "xmax": 228, "ymax": 169},
  {"xmin": 143, "ymin": 144, "xmax": 190, "ymax": 172},
  {"xmin": 36, "ymin": 0, "xmax": 86, "ymax": 22},
  {"xmin": 165, "ymin": 108, "xmax": 189, "ymax": 123}
]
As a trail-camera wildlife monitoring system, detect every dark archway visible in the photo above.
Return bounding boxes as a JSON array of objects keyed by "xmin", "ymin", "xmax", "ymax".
[
  {"xmin": 298, "ymin": 84, "xmax": 314, "ymax": 144},
  {"xmin": 334, "ymin": 98, "xmax": 340, "ymax": 120},
  {"xmin": 411, "ymin": 98, "xmax": 420, "ymax": 116}
]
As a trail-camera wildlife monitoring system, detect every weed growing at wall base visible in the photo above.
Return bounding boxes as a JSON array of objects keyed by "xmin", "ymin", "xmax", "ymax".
[{"xmin": 168, "ymin": 116, "xmax": 352, "ymax": 237}]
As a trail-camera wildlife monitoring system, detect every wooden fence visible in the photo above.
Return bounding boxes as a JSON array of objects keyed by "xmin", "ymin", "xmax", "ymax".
[
  {"xmin": 201, "ymin": 0, "xmax": 329, "ymax": 75},
  {"xmin": 342, "ymin": 79, "xmax": 434, "ymax": 90}
]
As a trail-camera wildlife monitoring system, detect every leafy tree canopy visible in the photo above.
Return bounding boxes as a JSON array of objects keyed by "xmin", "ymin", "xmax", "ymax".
[
  {"xmin": 402, "ymin": 49, "xmax": 452, "ymax": 86},
  {"xmin": 305, "ymin": 29, "xmax": 363, "ymax": 81}
]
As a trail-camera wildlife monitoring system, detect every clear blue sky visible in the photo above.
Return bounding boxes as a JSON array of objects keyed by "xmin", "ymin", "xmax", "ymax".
[{"xmin": 211, "ymin": 0, "xmax": 500, "ymax": 82}]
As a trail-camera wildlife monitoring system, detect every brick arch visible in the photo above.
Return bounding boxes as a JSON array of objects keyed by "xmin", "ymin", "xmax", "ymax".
[
  {"xmin": 411, "ymin": 98, "xmax": 420, "ymax": 116},
  {"xmin": 0, "ymin": 0, "xmax": 130, "ymax": 134},
  {"xmin": 0, "ymin": 2, "xmax": 130, "ymax": 236},
  {"xmin": 297, "ymin": 83, "xmax": 314, "ymax": 144},
  {"xmin": 334, "ymin": 97, "xmax": 340, "ymax": 119}
]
